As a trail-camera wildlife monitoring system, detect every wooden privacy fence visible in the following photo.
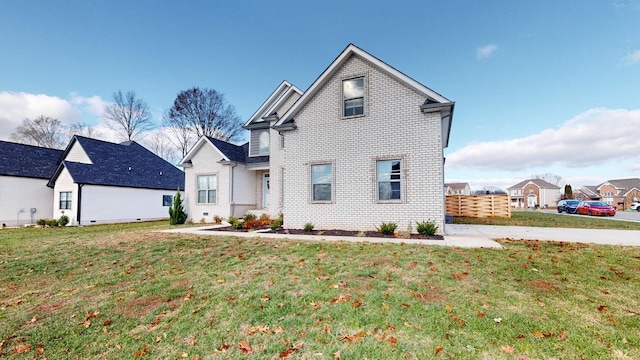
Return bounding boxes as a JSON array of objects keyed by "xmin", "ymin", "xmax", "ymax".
[{"xmin": 446, "ymin": 195, "xmax": 511, "ymax": 218}]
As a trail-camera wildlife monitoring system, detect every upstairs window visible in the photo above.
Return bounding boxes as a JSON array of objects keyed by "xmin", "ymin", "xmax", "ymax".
[
  {"xmin": 197, "ymin": 175, "xmax": 217, "ymax": 203},
  {"xmin": 377, "ymin": 160, "xmax": 401, "ymax": 201},
  {"xmin": 343, "ymin": 77, "xmax": 364, "ymax": 117},
  {"xmin": 259, "ymin": 130, "xmax": 270, "ymax": 155}
]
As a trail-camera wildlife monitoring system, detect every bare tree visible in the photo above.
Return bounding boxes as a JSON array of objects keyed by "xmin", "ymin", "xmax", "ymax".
[
  {"xmin": 162, "ymin": 110, "xmax": 197, "ymax": 158},
  {"xmin": 531, "ymin": 173, "xmax": 563, "ymax": 186},
  {"xmin": 9, "ymin": 115, "xmax": 66, "ymax": 149},
  {"xmin": 142, "ymin": 130, "xmax": 180, "ymax": 164},
  {"xmin": 103, "ymin": 90, "xmax": 153, "ymax": 141},
  {"xmin": 166, "ymin": 87, "xmax": 243, "ymax": 144},
  {"xmin": 64, "ymin": 122, "xmax": 104, "ymax": 142}
]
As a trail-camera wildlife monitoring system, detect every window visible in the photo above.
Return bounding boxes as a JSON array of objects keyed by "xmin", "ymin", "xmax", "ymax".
[
  {"xmin": 343, "ymin": 77, "xmax": 364, "ymax": 117},
  {"xmin": 377, "ymin": 160, "xmax": 401, "ymax": 201},
  {"xmin": 197, "ymin": 175, "xmax": 217, "ymax": 203},
  {"xmin": 258, "ymin": 130, "xmax": 270, "ymax": 155},
  {"xmin": 59, "ymin": 191, "xmax": 72, "ymax": 209},
  {"xmin": 163, "ymin": 195, "xmax": 173, "ymax": 206},
  {"xmin": 311, "ymin": 164, "xmax": 332, "ymax": 202}
]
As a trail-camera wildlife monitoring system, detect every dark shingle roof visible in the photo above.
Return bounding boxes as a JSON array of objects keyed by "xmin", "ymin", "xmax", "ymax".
[
  {"xmin": 206, "ymin": 137, "xmax": 269, "ymax": 164},
  {"xmin": 0, "ymin": 141, "xmax": 63, "ymax": 179},
  {"xmin": 50, "ymin": 136, "xmax": 184, "ymax": 190}
]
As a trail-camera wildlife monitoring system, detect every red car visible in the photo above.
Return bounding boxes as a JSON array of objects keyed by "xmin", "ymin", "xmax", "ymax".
[{"xmin": 576, "ymin": 201, "xmax": 616, "ymax": 216}]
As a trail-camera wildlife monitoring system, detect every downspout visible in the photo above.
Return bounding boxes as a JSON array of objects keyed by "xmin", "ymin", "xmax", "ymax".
[
  {"xmin": 77, "ymin": 184, "xmax": 83, "ymax": 226},
  {"xmin": 229, "ymin": 163, "xmax": 237, "ymax": 217}
]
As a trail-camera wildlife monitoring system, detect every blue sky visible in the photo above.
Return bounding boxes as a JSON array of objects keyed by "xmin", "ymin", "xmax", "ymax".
[{"xmin": 1, "ymin": 0, "xmax": 639, "ymax": 190}]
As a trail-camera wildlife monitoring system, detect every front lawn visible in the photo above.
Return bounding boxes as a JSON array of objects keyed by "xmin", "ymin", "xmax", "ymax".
[{"xmin": 0, "ymin": 222, "xmax": 639, "ymax": 359}]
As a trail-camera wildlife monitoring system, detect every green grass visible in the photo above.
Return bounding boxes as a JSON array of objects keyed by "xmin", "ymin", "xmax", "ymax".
[
  {"xmin": 455, "ymin": 209, "xmax": 640, "ymax": 230},
  {"xmin": 1, "ymin": 220, "xmax": 639, "ymax": 359}
]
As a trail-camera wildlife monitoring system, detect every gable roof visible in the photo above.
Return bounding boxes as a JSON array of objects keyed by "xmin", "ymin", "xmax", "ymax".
[
  {"xmin": 48, "ymin": 136, "xmax": 184, "ymax": 190},
  {"xmin": 597, "ymin": 178, "xmax": 640, "ymax": 191},
  {"xmin": 0, "ymin": 140, "xmax": 63, "ymax": 179},
  {"xmin": 243, "ymin": 81, "xmax": 303, "ymax": 129},
  {"xmin": 273, "ymin": 43, "xmax": 454, "ymax": 146},
  {"xmin": 179, "ymin": 136, "xmax": 268, "ymax": 167},
  {"xmin": 507, "ymin": 179, "xmax": 561, "ymax": 190},
  {"xmin": 445, "ymin": 182, "xmax": 470, "ymax": 190}
]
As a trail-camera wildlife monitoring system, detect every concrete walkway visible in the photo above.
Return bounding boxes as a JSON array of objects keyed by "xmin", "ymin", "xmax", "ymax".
[{"xmin": 158, "ymin": 223, "xmax": 640, "ymax": 248}]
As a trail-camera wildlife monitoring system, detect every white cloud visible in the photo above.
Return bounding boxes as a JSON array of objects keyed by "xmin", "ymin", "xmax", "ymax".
[
  {"xmin": 622, "ymin": 49, "xmax": 640, "ymax": 65},
  {"xmin": 0, "ymin": 91, "xmax": 105, "ymax": 141},
  {"xmin": 476, "ymin": 44, "xmax": 498, "ymax": 59},
  {"xmin": 446, "ymin": 108, "xmax": 640, "ymax": 171}
]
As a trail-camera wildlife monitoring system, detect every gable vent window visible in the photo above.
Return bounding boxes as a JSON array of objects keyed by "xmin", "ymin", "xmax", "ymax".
[{"xmin": 343, "ymin": 77, "xmax": 364, "ymax": 117}]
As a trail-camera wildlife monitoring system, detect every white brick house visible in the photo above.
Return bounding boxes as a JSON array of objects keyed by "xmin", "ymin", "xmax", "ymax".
[{"xmin": 180, "ymin": 44, "xmax": 454, "ymax": 234}]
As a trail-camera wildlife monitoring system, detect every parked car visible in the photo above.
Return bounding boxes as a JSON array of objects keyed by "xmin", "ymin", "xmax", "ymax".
[
  {"xmin": 557, "ymin": 199, "xmax": 580, "ymax": 214},
  {"xmin": 631, "ymin": 202, "xmax": 640, "ymax": 211},
  {"xmin": 576, "ymin": 201, "xmax": 616, "ymax": 216}
]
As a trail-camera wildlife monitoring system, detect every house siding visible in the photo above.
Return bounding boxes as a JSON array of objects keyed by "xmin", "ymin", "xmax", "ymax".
[
  {"xmin": 232, "ymin": 164, "xmax": 258, "ymax": 217},
  {"xmin": 52, "ymin": 167, "xmax": 77, "ymax": 224},
  {"xmin": 184, "ymin": 143, "xmax": 230, "ymax": 221},
  {"xmin": 77, "ymin": 185, "xmax": 176, "ymax": 224},
  {"xmin": 0, "ymin": 176, "xmax": 54, "ymax": 226},
  {"xmin": 281, "ymin": 54, "xmax": 445, "ymax": 233},
  {"xmin": 65, "ymin": 142, "xmax": 92, "ymax": 164}
]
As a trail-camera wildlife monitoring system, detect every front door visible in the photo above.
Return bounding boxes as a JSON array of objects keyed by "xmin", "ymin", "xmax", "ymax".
[{"xmin": 263, "ymin": 173, "xmax": 270, "ymax": 208}]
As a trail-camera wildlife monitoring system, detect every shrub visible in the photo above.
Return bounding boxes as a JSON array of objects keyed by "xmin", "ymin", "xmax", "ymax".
[
  {"xmin": 377, "ymin": 222, "xmax": 397, "ymax": 235},
  {"xmin": 303, "ymin": 222, "xmax": 314, "ymax": 232},
  {"xmin": 243, "ymin": 218, "xmax": 262, "ymax": 230},
  {"xmin": 46, "ymin": 219, "xmax": 58, "ymax": 227},
  {"xmin": 168, "ymin": 190, "xmax": 188, "ymax": 225},
  {"xmin": 258, "ymin": 213, "xmax": 272, "ymax": 226},
  {"xmin": 228, "ymin": 216, "xmax": 239, "ymax": 226},
  {"xmin": 416, "ymin": 220, "xmax": 438, "ymax": 236},
  {"xmin": 58, "ymin": 215, "xmax": 69, "ymax": 227},
  {"xmin": 243, "ymin": 213, "xmax": 256, "ymax": 221},
  {"xmin": 37, "ymin": 219, "xmax": 47, "ymax": 227},
  {"xmin": 213, "ymin": 215, "xmax": 223, "ymax": 224},
  {"xmin": 269, "ymin": 221, "xmax": 281, "ymax": 231},
  {"xmin": 233, "ymin": 220, "xmax": 244, "ymax": 229}
]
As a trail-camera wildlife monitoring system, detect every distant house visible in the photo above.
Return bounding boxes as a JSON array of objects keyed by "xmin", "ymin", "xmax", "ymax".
[
  {"xmin": 507, "ymin": 179, "xmax": 561, "ymax": 208},
  {"xmin": 574, "ymin": 186, "xmax": 600, "ymax": 201},
  {"xmin": 0, "ymin": 141, "xmax": 63, "ymax": 226},
  {"xmin": 47, "ymin": 136, "xmax": 184, "ymax": 225},
  {"xmin": 180, "ymin": 44, "xmax": 455, "ymax": 233},
  {"xmin": 578, "ymin": 178, "xmax": 640, "ymax": 209},
  {"xmin": 445, "ymin": 182, "xmax": 471, "ymax": 196}
]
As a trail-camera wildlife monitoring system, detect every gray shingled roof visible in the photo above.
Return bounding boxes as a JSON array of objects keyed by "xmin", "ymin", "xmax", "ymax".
[
  {"xmin": 48, "ymin": 136, "xmax": 184, "ymax": 190},
  {"xmin": 0, "ymin": 140, "xmax": 63, "ymax": 179},
  {"xmin": 206, "ymin": 137, "xmax": 269, "ymax": 164},
  {"xmin": 507, "ymin": 179, "xmax": 561, "ymax": 190}
]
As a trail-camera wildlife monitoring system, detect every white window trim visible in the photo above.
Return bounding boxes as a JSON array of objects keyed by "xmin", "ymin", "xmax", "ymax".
[
  {"xmin": 309, "ymin": 161, "xmax": 335, "ymax": 204},
  {"xmin": 341, "ymin": 75, "xmax": 366, "ymax": 119},
  {"xmin": 374, "ymin": 156, "xmax": 405, "ymax": 203},
  {"xmin": 196, "ymin": 174, "xmax": 218, "ymax": 204}
]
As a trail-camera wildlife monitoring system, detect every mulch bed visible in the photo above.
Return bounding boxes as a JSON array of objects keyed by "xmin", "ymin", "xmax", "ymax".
[{"xmin": 207, "ymin": 226, "xmax": 444, "ymax": 240}]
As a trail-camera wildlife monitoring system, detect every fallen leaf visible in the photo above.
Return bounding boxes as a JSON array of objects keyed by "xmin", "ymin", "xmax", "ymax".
[
  {"xmin": 239, "ymin": 340, "xmax": 252, "ymax": 353},
  {"xmin": 334, "ymin": 350, "xmax": 342, "ymax": 359},
  {"xmin": 533, "ymin": 330, "xmax": 544, "ymax": 338},
  {"xmin": 352, "ymin": 300, "xmax": 363, "ymax": 308},
  {"xmin": 559, "ymin": 330, "xmax": 567, "ymax": 340},
  {"xmin": 29, "ymin": 315, "xmax": 38, "ymax": 323},
  {"xmin": 434, "ymin": 345, "xmax": 444, "ymax": 355},
  {"xmin": 36, "ymin": 344, "xmax": 45, "ymax": 354},
  {"xmin": 501, "ymin": 345, "xmax": 514, "ymax": 353},
  {"xmin": 215, "ymin": 344, "xmax": 229, "ymax": 353},
  {"xmin": 261, "ymin": 294, "xmax": 270, "ymax": 301},
  {"xmin": 13, "ymin": 344, "xmax": 31, "ymax": 354},
  {"xmin": 279, "ymin": 341, "xmax": 304, "ymax": 359},
  {"xmin": 134, "ymin": 345, "xmax": 149, "ymax": 358},
  {"xmin": 477, "ymin": 311, "xmax": 485, "ymax": 317},
  {"xmin": 598, "ymin": 305, "xmax": 607, "ymax": 312}
]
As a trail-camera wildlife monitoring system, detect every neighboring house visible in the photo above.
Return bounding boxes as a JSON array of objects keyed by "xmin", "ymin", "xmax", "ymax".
[
  {"xmin": 445, "ymin": 182, "xmax": 471, "ymax": 196},
  {"xmin": 0, "ymin": 141, "xmax": 63, "ymax": 226},
  {"xmin": 574, "ymin": 186, "xmax": 600, "ymax": 201},
  {"xmin": 578, "ymin": 178, "xmax": 640, "ymax": 209},
  {"xmin": 47, "ymin": 136, "xmax": 184, "ymax": 225},
  {"xmin": 507, "ymin": 179, "xmax": 561, "ymax": 208},
  {"xmin": 180, "ymin": 44, "xmax": 455, "ymax": 233}
]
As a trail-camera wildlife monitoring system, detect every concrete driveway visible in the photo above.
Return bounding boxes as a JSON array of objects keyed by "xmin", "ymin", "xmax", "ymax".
[{"xmin": 445, "ymin": 224, "xmax": 640, "ymax": 247}]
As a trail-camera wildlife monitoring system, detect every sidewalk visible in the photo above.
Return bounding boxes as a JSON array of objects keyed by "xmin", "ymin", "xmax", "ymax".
[{"xmin": 159, "ymin": 224, "xmax": 640, "ymax": 248}]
